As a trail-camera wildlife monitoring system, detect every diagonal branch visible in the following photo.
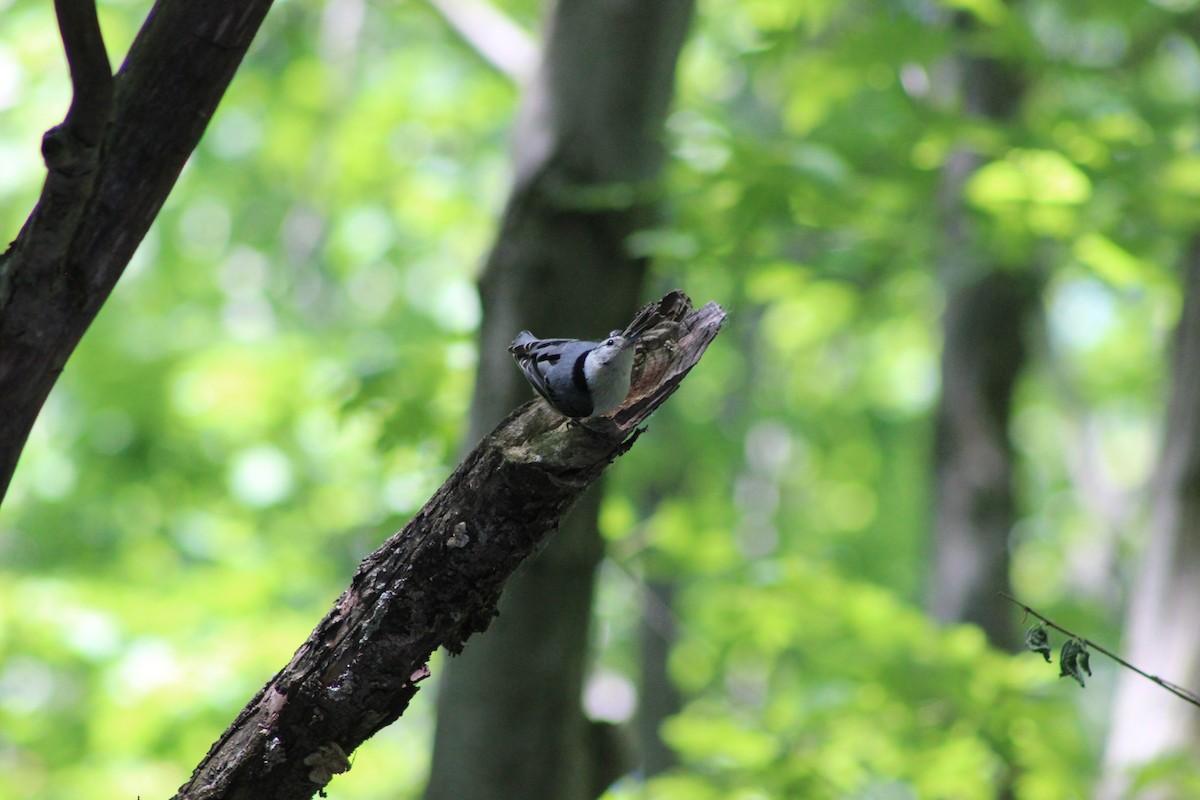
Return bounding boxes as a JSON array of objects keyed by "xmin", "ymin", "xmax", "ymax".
[{"xmin": 171, "ymin": 292, "xmax": 725, "ymax": 800}]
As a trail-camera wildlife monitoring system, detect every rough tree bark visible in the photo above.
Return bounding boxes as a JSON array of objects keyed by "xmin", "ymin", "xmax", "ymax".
[
  {"xmin": 171, "ymin": 293, "xmax": 724, "ymax": 800},
  {"xmin": 928, "ymin": 29, "xmax": 1035, "ymax": 650},
  {"xmin": 425, "ymin": 2, "xmax": 694, "ymax": 799},
  {"xmin": 1101, "ymin": 237, "xmax": 1200, "ymax": 799},
  {"xmin": 0, "ymin": 0, "xmax": 276, "ymax": 502}
]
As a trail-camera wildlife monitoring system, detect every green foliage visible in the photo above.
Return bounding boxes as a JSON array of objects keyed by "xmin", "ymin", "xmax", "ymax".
[
  {"xmin": 651, "ymin": 562, "xmax": 1090, "ymax": 799},
  {"xmin": 4, "ymin": 0, "xmax": 1200, "ymax": 797}
]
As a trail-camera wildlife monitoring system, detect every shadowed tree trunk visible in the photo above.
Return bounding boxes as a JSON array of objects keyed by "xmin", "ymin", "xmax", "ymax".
[
  {"xmin": 1101, "ymin": 235, "xmax": 1200, "ymax": 799},
  {"xmin": 423, "ymin": 2, "xmax": 694, "ymax": 799},
  {"xmin": 928, "ymin": 29, "xmax": 1034, "ymax": 651},
  {"xmin": 930, "ymin": 265, "xmax": 1034, "ymax": 648}
]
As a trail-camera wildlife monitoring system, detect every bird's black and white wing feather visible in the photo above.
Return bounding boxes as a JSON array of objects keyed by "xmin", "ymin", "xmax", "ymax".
[{"xmin": 508, "ymin": 331, "xmax": 595, "ymax": 417}]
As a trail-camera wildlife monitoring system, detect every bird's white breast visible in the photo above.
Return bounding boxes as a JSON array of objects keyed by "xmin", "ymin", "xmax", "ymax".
[{"xmin": 584, "ymin": 347, "xmax": 636, "ymax": 415}]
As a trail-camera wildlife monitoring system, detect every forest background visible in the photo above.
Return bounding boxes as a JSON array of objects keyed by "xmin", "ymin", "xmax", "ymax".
[{"xmin": 3, "ymin": 0, "xmax": 1200, "ymax": 798}]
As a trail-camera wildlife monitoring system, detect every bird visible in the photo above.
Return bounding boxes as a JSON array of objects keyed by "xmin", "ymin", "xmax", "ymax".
[{"xmin": 508, "ymin": 329, "xmax": 643, "ymax": 419}]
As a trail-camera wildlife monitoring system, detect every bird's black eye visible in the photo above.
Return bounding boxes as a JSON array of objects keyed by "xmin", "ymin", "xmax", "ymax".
[{"xmin": 605, "ymin": 338, "xmax": 615, "ymax": 346}]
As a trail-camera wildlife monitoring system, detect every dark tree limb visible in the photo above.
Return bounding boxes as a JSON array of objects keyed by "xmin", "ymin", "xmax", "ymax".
[
  {"xmin": 10, "ymin": 0, "xmax": 112, "ymax": 321},
  {"xmin": 53, "ymin": 0, "xmax": 113, "ymax": 148},
  {"xmin": 172, "ymin": 292, "xmax": 724, "ymax": 800},
  {"xmin": 0, "ymin": 0, "xmax": 276, "ymax": 503}
]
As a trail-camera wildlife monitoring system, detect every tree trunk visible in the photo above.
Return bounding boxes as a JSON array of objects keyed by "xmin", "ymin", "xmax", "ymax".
[
  {"xmin": 928, "ymin": 37, "xmax": 1033, "ymax": 650},
  {"xmin": 1101, "ymin": 236, "xmax": 1200, "ymax": 799},
  {"xmin": 424, "ymin": 2, "xmax": 694, "ymax": 799},
  {"xmin": 930, "ymin": 265, "xmax": 1034, "ymax": 648}
]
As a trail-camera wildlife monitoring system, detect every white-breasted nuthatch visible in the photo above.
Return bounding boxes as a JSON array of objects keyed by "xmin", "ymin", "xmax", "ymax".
[{"xmin": 509, "ymin": 329, "xmax": 642, "ymax": 418}]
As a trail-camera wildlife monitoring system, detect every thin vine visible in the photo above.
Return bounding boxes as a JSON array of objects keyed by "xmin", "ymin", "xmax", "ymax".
[{"xmin": 1000, "ymin": 591, "xmax": 1200, "ymax": 709}]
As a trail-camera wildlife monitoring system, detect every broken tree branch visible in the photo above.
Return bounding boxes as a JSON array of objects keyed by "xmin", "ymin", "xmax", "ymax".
[{"xmin": 171, "ymin": 291, "xmax": 725, "ymax": 800}]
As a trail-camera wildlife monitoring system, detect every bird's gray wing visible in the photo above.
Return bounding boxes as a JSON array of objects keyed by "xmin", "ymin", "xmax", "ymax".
[{"xmin": 509, "ymin": 334, "xmax": 595, "ymax": 417}]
